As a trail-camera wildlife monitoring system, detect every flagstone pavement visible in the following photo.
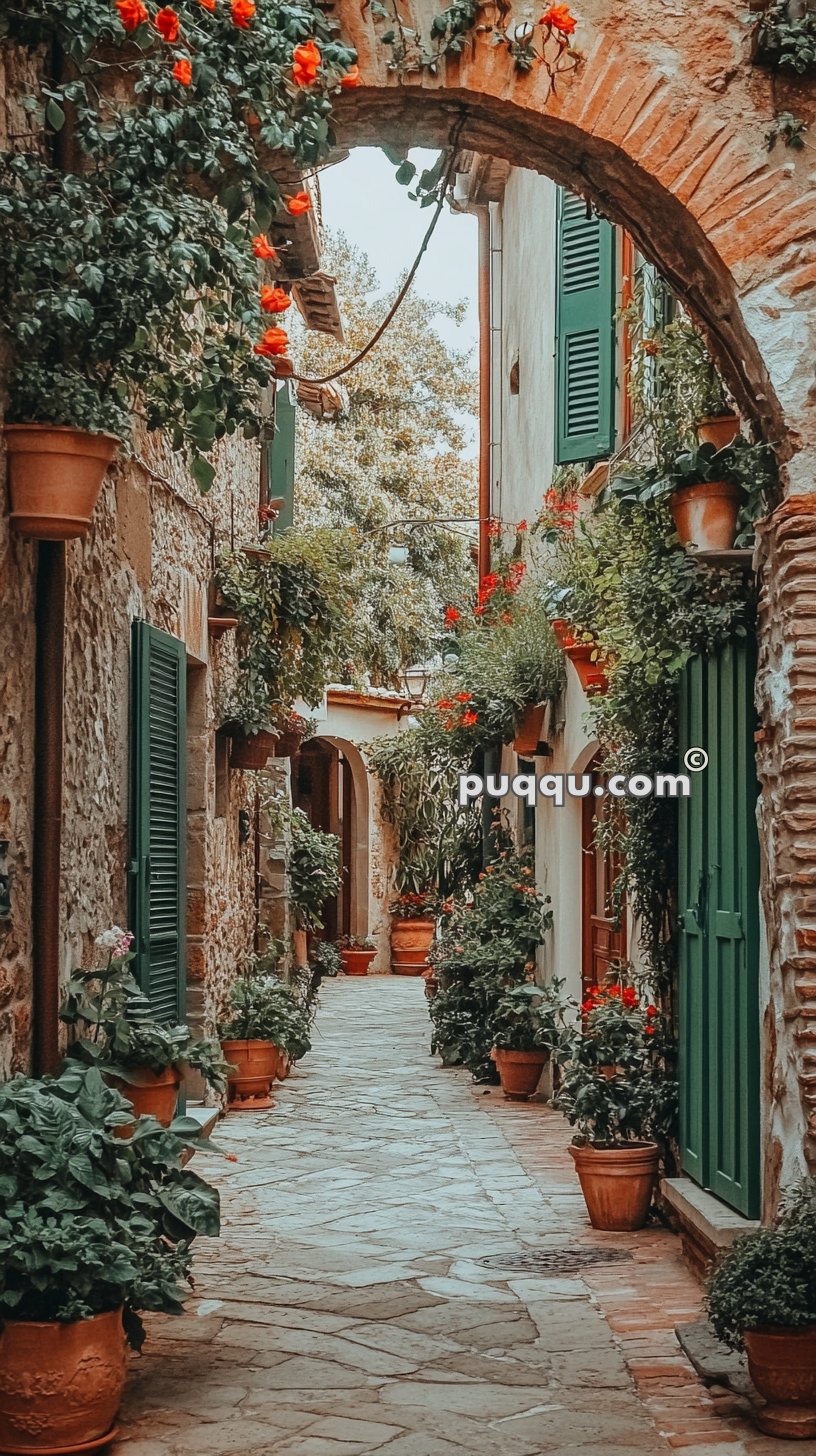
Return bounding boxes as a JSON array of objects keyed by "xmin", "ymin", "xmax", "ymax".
[{"xmin": 116, "ymin": 977, "xmax": 815, "ymax": 1456}]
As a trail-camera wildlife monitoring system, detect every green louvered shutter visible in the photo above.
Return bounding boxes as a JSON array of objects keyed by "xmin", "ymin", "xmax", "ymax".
[
  {"xmin": 555, "ymin": 190, "xmax": 616, "ymax": 464},
  {"xmin": 266, "ymin": 381, "xmax": 296, "ymax": 532},
  {"xmin": 130, "ymin": 621, "xmax": 187, "ymax": 1021}
]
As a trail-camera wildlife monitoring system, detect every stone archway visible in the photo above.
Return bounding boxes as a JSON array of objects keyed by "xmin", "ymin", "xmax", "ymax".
[{"xmin": 327, "ymin": 9, "xmax": 816, "ymax": 1177}]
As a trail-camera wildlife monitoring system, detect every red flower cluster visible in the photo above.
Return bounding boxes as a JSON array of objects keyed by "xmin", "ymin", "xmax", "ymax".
[
  {"xmin": 116, "ymin": 0, "xmax": 148, "ymax": 31},
  {"xmin": 443, "ymin": 605, "xmax": 460, "ymax": 628},
  {"xmin": 155, "ymin": 5, "xmax": 180, "ymax": 41},
  {"xmin": 540, "ymin": 3, "xmax": 577, "ymax": 34},
  {"xmin": 173, "ymin": 57, "xmax": 192, "ymax": 84},
  {"xmin": 231, "ymin": 0, "xmax": 255, "ymax": 26},
  {"xmin": 580, "ymin": 982, "xmax": 659, "ymax": 1033},
  {"xmin": 539, "ymin": 487, "xmax": 579, "ymax": 535},
  {"xmin": 261, "ymin": 285, "xmax": 291, "ymax": 314},
  {"xmin": 292, "ymin": 39, "xmax": 321, "ymax": 86},
  {"xmin": 487, "ymin": 518, "xmax": 502, "ymax": 539},
  {"xmin": 253, "ymin": 326, "xmax": 289, "ymax": 358}
]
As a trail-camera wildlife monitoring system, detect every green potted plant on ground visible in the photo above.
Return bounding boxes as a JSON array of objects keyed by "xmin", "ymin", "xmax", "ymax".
[
  {"xmin": 490, "ymin": 978, "xmax": 572, "ymax": 1100},
  {"xmin": 339, "ymin": 936, "xmax": 378, "ymax": 976},
  {"xmin": 288, "ymin": 809, "xmax": 342, "ymax": 966},
  {"xmin": 555, "ymin": 982, "xmax": 675, "ymax": 1231},
  {"xmin": 707, "ymin": 1180, "xmax": 816, "ymax": 1439},
  {"xmin": 309, "ymin": 940, "xmax": 342, "ymax": 980},
  {"xmin": 0, "ymin": 1063, "xmax": 219, "ymax": 1453},
  {"xmin": 219, "ymin": 956, "xmax": 312, "ymax": 1109},
  {"xmin": 60, "ymin": 927, "xmax": 229, "ymax": 1126}
]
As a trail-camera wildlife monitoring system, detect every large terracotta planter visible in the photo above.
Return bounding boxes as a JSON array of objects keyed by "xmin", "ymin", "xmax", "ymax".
[
  {"xmin": 229, "ymin": 729, "xmax": 277, "ymax": 770},
  {"xmin": 390, "ymin": 917, "xmax": 435, "ymax": 975},
  {"xmin": 568, "ymin": 1141, "xmax": 659, "ymax": 1231},
  {"xmin": 340, "ymin": 948, "xmax": 376, "ymax": 976},
  {"xmin": 697, "ymin": 413, "xmax": 740, "ymax": 450},
  {"xmin": 493, "ymin": 1047, "xmax": 548, "ymax": 1101},
  {"xmin": 513, "ymin": 704, "xmax": 546, "ymax": 756},
  {"xmin": 0, "ymin": 1308, "xmax": 126, "ymax": 1454},
  {"xmin": 565, "ymin": 643, "xmax": 609, "ymax": 696},
  {"xmin": 669, "ymin": 480, "xmax": 744, "ymax": 552},
  {"xmin": 221, "ymin": 1038, "xmax": 277, "ymax": 1110},
  {"xmin": 744, "ymin": 1327, "xmax": 816, "ymax": 1439},
  {"xmin": 5, "ymin": 424, "xmax": 119, "ymax": 541},
  {"xmin": 109, "ymin": 1064, "xmax": 180, "ymax": 1131}
]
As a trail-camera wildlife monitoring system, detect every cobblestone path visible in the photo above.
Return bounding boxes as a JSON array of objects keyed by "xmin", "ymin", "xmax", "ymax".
[{"xmin": 117, "ymin": 978, "xmax": 807, "ymax": 1456}]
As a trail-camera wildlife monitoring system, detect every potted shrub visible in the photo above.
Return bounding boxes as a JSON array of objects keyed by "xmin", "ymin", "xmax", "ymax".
[
  {"xmin": 0, "ymin": 1063, "xmax": 219, "ymax": 1453},
  {"xmin": 309, "ymin": 940, "xmax": 342, "ymax": 981},
  {"xmin": 60, "ymin": 927, "xmax": 228, "ymax": 1126},
  {"xmin": 555, "ymin": 983, "xmax": 673, "ymax": 1230},
  {"xmin": 707, "ymin": 1180, "xmax": 816, "ymax": 1439},
  {"xmin": 390, "ymin": 890, "xmax": 437, "ymax": 975},
  {"xmin": 490, "ymin": 978, "xmax": 572, "ymax": 1100},
  {"xmin": 340, "ymin": 936, "xmax": 377, "ymax": 975},
  {"xmin": 564, "ymin": 633, "xmax": 610, "ymax": 695},
  {"xmin": 288, "ymin": 809, "xmax": 342, "ymax": 949},
  {"xmin": 513, "ymin": 702, "xmax": 547, "ymax": 755},
  {"xmin": 662, "ymin": 443, "xmax": 747, "ymax": 552},
  {"xmin": 219, "ymin": 956, "xmax": 312, "ymax": 1109}
]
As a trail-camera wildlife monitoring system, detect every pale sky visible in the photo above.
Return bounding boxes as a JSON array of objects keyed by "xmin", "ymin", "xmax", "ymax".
[{"xmin": 318, "ymin": 147, "xmax": 479, "ymax": 357}]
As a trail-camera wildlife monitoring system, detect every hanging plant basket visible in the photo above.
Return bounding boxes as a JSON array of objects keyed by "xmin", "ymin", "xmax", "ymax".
[
  {"xmin": 551, "ymin": 618, "xmax": 577, "ymax": 651},
  {"xmin": 513, "ymin": 703, "xmax": 546, "ymax": 756},
  {"xmin": 697, "ymin": 413, "xmax": 740, "ymax": 450},
  {"xmin": 5, "ymin": 424, "xmax": 119, "ymax": 541},
  {"xmin": 564, "ymin": 642, "xmax": 609, "ymax": 695},
  {"xmin": 276, "ymin": 715, "xmax": 311, "ymax": 759},
  {"xmin": 228, "ymin": 728, "xmax": 277, "ymax": 770},
  {"xmin": 0, "ymin": 1308, "xmax": 126, "ymax": 1454},
  {"xmin": 669, "ymin": 480, "xmax": 745, "ymax": 552}
]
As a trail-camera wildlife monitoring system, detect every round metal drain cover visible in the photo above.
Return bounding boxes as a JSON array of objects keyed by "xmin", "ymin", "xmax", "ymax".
[{"xmin": 477, "ymin": 1246, "xmax": 633, "ymax": 1274}]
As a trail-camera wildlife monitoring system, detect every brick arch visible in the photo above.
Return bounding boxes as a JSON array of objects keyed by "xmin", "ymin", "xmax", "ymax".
[{"xmin": 335, "ymin": 0, "xmax": 816, "ymax": 480}]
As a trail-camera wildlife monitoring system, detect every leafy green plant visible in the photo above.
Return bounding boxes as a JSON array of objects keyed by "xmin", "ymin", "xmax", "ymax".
[
  {"xmin": 217, "ymin": 530, "xmax": 355, "ymax": 733},
  {"xmin": 429, "ymin": 846, "xmax": 552, "ymax": 1081},
  {"xmin": 554, "ymin": 983, "xmax": 676, "ymax": 1147},
  {"xmin": 288, "ymin": 809, "xmax": 342, "ymax": 932},
  {"xmin": 707, "ymin": 1180, "xmax": 816, "ymax": 1350},
  {"xmin": 754, "ymin": 0, "xmax": 816, "ymax": 71},
  {"xmin": 310, "ymin": 941, "xmax": 341, "ymax": 978},
  {"xmin": 60, "ymin": 929, "xmax": 229, "ymax": 1093},
  {"xmin": 340, "ymin": 935, "xmax": 376, "ymax": 950},
  {"xmin": 0, "ymin": 1063, "xmax": 220, "ymax": 1349},
  {"xmin": 219, "ymin": 964, "xmax": 312, "ymax": 1061},
  {"xmin": 490, "ymin": 979, "xmax": 573, "ymax": 1054}
]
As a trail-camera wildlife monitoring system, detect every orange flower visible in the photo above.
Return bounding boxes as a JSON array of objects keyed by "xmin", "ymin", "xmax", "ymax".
[
  {"xmin": 253, "ymin": 326, "xmax": 289, "ymax": 358},
  {"xmin": 155, "ymin": 7, "xmax": 180, "ymax": 41},
  {"xmin": 292, "ymin": 39, "xmax": 321, "ymax": 86},
  {"xmin": 252, "ymin": 234, "xmax": 278, "ymax": 261},
  {"xmin": 231, "ymin": 0, "xmax": 255, "ymax": 26},
  {"xmin": 116, "ymin": 0, "xmax": 148, "ymax": 29},
  {"xmin": 285, "ymin": 191, "xmax": 311, "ymax": 216},
  {"xmin": 261, "ymin": 285, "xmax": 292, "ymax": 314},
  {"xmin": 461, "ymin": 710, "xmax": 478, "ymax": 727},
  {"xmin": 173, "ymin": 57, "xmax": 193, "ymax": 84},
  {"xmin": 540, "ymin": 3, "xmax": 576, "ymax": 32},
  {"xmin": 444, "ymin": 606, "xmax": 460, "ymax": 627},
  {"xmin": 198, "ymin": 0, "xmax": 216, "ymax": 8},
  {"xmin": 340, "ymin": 64, "xmax": 361, "ymax": 88},
  {"xmin": 454, "ymin": 692, "xmax": 471, "ymax": 703}
]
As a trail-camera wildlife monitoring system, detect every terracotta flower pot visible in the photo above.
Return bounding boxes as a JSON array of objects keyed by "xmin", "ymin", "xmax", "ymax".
[
  {"xmin": 229, "ymin": 728, "xmax": 277, "ymax": 770},
  {"xmin": 669, "ymin": 480, "xmax": 744, "ymax": 552},
  {"xmin": 744, "ymin": 1327, "xmax": 816, "ymax": 1439},
  {"xmin": 551, "ymin": 618, "xmax": 576, "ymax": 651},
  {"xmin": 513, "ymin": 703, "xmax": 546, "ymax": 756},
  {"xmin": 493, "ymin": 1047, "xmax": 549, "ymax": 1100},
  {"xmin": 221, "ymin": 1038, "xmax": 277, "ymax": 1110},
  {"xmin": 0, "ymin": 1308, "xmax": 127, "ymax": 1454},
  {"xmin": 109, "ymin": 1064, "xmax": 180, "ymax": 1132},
  {"xmin": 569, "ymin": 1142, "xmax": 659, "ymax": 1231},
  {"xmin": 564, "ymin": 642, "xmax": 609, "ymax": 696},
  {"xmin": 697, "ymin": 413, "xmax": 740, "ymax": 450},
  {"xmin": 390, "ymin": 917, "xmax": 435, "ymax": 975},
  {"xmin": 340, "ymin": 948, "xmax": 376, "ymax": 976},
  {"xmin": 5, "ymin": 424, "xmax": 119, "ymax": 541}
]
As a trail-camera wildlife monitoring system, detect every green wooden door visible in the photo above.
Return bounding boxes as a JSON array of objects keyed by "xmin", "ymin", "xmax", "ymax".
[
  {"xmin": 129, "ymin": 621, "xmax": 187, "ymax": 1021},
  {"xmin": 678, "ymin": 639, "xmax": 760, "ymax": 1217}
]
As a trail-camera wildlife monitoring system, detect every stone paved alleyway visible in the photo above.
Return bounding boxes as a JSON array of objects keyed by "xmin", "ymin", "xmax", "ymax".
[{"xmin": 117, "ymin": 980, "xmax": 815, "ymax": 1456}]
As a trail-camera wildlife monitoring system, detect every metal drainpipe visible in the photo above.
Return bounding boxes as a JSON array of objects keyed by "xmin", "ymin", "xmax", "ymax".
[
  {"xmin": 477, "ymin": 207, "xmax": 491, "ymax": 579},
  {"xmin": 32, "ymin": 541, "xmax": 65, "ymax": 1075}
]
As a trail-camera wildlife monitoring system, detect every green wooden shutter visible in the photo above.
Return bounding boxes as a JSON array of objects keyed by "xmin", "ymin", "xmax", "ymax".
[
  {"xmin": 555, "ymin": 190, "xmax": 616, "ymax": 464},
  {"xmin": 130, "ymin": 621, "xmax": 187, "ymax": 1022},
  {"xmin": 266, "ymin": 381, "xmax": 296, "ymax": 533}
]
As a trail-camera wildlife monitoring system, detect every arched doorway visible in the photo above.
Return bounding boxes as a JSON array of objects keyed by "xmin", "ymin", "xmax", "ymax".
[
  {"xmin": 581, "ymin": 756, "xmax": 627, "ymax": 997},
  {"xmin": 293, "ymin": 736, "xmax": 371, "ymax": 943}
]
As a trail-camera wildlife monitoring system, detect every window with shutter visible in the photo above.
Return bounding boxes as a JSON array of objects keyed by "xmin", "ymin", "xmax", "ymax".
[
  {"xmin": 555, "ymin": 190, "xmax": 616, "ymax": 464},
  {"xmin": 129, "ymin": 621, "xmax": 187, "ymax": 1022},
  {"xmin": 266, "ymin": 381, "xmax": 297, "ymax": 533}
]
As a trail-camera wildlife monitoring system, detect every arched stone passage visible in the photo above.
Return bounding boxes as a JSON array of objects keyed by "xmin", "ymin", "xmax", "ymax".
[
  {"xmin": 314, "ymin": 736, "xmax": 372, "ymax": 940},
  {"xmin": 333, "ymin": 0, "xmax": 816, "ymax": 478}
]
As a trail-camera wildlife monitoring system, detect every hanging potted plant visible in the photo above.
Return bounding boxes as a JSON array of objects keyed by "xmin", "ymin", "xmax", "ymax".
[
  {"xmin": 513, "ymin": 702, "xmax": 547, "ymax": 755},
  {"xmin": 59, "ymin": 927, "xmax": 229, "ymax": 1127},
  {"xmin": 490, "ymin": 978, "xmax": 571, "ymax": 1100},
  {"xmin": 564, "ymin": 634, "xmax": 610, "ymax": 695},
  {"xmin": 276, "ymin": 711, "xmax": 314, "ymax": 759},
  {"xmin": 219, "ymin": 955, "xmax": 312, "ymax": 1110},
  {"xmin": 221, "ymin": 668, "xmax": 279, "ymax": 770},
  {"xmin": 0, "ymin": 1063, "xmax": 219, "ymax": 1454},
  {"xmin": 707, "ymin": 1180, "xmax": 816, "ymax": 1438},
  {"xmin": 208, "ymin": 578, "xmax": 240, "ymax": 640},
  {"xmin": 555, "ymin": 983, "xmax": 673, "ymax": 1230},
  {"xmin": 663, "ymin": 443, "xmax": 747, "ymax": 552},
  {"xmin": 390, "ymin": 890, "xmax": 437, "ymax": 975},
  {"xmin": 339, "ymin": 935, "xmax": 377, "ymax": 975}
]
